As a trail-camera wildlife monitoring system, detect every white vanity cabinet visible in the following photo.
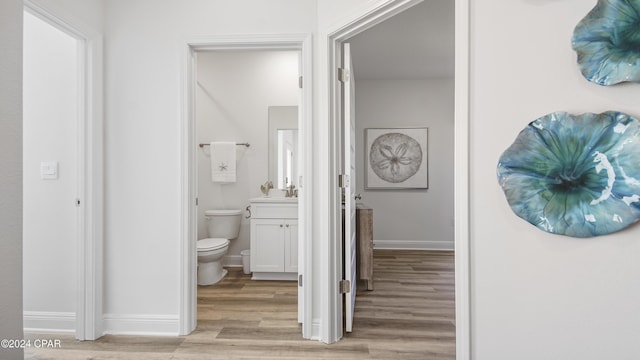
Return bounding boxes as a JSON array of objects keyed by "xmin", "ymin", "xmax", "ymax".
[{"xmin": 249, "ymin": 198, "xmax": 298, "ymax": 281}]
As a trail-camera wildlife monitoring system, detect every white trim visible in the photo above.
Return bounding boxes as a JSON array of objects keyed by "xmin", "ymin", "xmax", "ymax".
[
  {"xmin": 454, "ymin": 0, "xmax": 471, "ymax": 358},
  {"xmin": 222, "ymin": 255, "xmax": 243, "ymax": 268},
  {"xmin": 298, "ymin": 34, "xmax": 314, "ymax": 340},
  {"xmin": 180, "ymin": 34, "xmax": 314, "ymax": 338},
  {"xmin": 23, "ymin": 1, "xmax": 104, "ymax": 341},
  {"xmin": 179, "ymin": 40, "xmax": 198, "ymax": 336},
  {"xmin": 23, "ymin": 312, "xmax": 76, "ymax": 334},
  {"xmin": 373, "ymin": 240, "xmax": 454, "ymax": 251},
  {"xmin": 103, "ymin": 314, "xmax": 179, "ymax": 336},
  {"xmin": 23, "ymin": 0, "xmax": 87, "ymax": 39},
  {"xmin": 251, "ymin": 272, "xmax": 298, "ymax": 281},
  {"xmin": 323, "ymin": 0, "xmax": 471, "ymax": 355},
  {"xmin": 82, "ymin": 33, "xmax": 105, "ymax": 341},
  {"xmin": 310, "ymin": 318, "xmax": 322, "ymax": 341}
]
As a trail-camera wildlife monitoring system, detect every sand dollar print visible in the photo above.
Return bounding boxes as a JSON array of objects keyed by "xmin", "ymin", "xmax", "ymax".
[{"xmin": 369, "ymin": 133, "xmax": 423, "ymax": 183}]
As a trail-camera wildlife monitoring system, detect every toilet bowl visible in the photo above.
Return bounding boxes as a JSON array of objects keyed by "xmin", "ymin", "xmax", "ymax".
[
  {"xmin": 197, "ymin": 209, "xmax": 242, "ymax": 286},
  {"xmin": 197, "ymin": 238, "xmax": 230, "ymax": 285}
]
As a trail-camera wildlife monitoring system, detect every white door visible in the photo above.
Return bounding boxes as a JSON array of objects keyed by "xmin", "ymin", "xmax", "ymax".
[
  {"xmin": 297, "ymin": 53, "xmax": 304, "ymax": 324},
  {"xmin": 342, "ymin": 43, "xmax": 357, "ymax": 333},
  {"xmin": 23, "ymin": 10, "xmax": 80, "ymax": 335}
]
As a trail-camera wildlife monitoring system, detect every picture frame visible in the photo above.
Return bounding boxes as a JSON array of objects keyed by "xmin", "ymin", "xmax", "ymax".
[{"xmin": 365, "ymin": 127, "xmax": 428, "ymax": 189}]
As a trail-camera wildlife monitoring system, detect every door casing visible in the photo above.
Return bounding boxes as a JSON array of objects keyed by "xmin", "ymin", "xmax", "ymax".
[
  {"xmin": 179, "ymin": 34, "xmax": 314, "ymax": 338},
  {"xmin": 323, "ymin": 0, "xmax": 470, "ymax": 356}
]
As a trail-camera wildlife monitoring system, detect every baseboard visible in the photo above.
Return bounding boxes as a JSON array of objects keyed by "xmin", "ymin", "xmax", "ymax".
[
  {"xmin": 309, "ymin": 318, "xmax": 322, "ymax": 341},
  {"xmin": 223, "ymin": 254, "xmax": 242, "ymax": 267},
  {"xmin": 103, "ymin": 314, "xmax": 180, "ymax": 336},
  {"xmin": 23, "ymin": 311, "xmax": 76, "ymax": 333},
  {"xmin": 251, "ymin": 272, "xmax": 297, "ymax": 281},
  {"xmin": 373, "ymin": 240, "xmax": 454, "ymax": 251}
]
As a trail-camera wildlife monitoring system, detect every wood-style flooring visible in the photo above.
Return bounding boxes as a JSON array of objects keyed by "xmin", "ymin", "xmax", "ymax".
[{"xmin": 25, "ymin": 250, "xmax": 455, "ymax": 359}]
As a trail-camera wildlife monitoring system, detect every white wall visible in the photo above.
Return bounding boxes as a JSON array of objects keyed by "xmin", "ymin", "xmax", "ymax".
[
  {"xmin": 196, "ymin": 51, "xmax": 299, "ymax": 260},
  {"xmin": 102, "ymin": 0, "xmax": 316, "ymax": 334},
  {"xmin": 471, "ymin": 1, "xmax": 640, "ymax": 359},
  {"xmin": 354, "ymin": 78, "xmax": 454, "ymax": 249},
  {"xmin": 0, "ymin": 0, "xmax": 24, "ymax": 358},
  {"xmin": 22, "ymin": 10, "xmax": 79, "ymax": 331}
]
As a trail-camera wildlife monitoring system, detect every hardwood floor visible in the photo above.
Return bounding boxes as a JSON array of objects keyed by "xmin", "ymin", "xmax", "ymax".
[{"xmin": 25, "ymin": 250, "xmax": 455, "ymax": 359}]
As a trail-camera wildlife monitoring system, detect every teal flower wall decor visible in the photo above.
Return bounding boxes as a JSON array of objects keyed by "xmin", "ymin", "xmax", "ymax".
[
  {"xmin": 572, "ymin": 0, "xmax": 640, "ymax": 86},
  {"xmin": 497, "ymin": 111, "xmax": 640, "ymax": 238}
]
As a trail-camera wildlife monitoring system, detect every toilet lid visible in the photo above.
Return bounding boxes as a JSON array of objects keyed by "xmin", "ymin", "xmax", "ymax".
[{"xmin": 197, "ymin": 238, "xmax": 229, "ymax": 251}]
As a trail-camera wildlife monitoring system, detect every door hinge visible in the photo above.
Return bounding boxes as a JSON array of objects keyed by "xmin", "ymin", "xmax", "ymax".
[
  {"xmin": 75, "ymin": 198, "xmax": 81, "ymax": 207},
  {"xmin": 338, "ymin": 67, "xmax": 349, "ymax": 83},
  {"xmin": 196, "ymin": 197, "xmax": 198, "ymax": 206},
  {"xmin": 339, "ymin": 279, "xmax": 351, "ymax": 294},
  {"xmin": 338, "ymin": 174, "xmax": 350, "ymax": 188},
  {"xmin": 299, "ymin": 75, "xmax": 303, "ymax": 89},
  {"xmin": 298, "ymin": 274, "xmax": 303, "ymax": 287}
]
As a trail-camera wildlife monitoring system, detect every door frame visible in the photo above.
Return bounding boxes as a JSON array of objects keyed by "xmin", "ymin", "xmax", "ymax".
[
  {"xmin": 23, "ymin": 0, "xmax": 104, "ymax": 341},
  {"xmin": 179, "ymin": 34, "xmax": 313, "ymax": 337},
  {"xmin": 340, "ymin": 42, "xmax": 357, "ymax": 333},
  {"xmin": 324, "ymin": 0, "xmax": 470, "ymax": 356}
]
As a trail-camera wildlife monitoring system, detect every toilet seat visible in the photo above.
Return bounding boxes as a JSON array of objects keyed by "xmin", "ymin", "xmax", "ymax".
[{"xmin": 197, "ymin": 238, "xmax": 229, "ymax": 251}]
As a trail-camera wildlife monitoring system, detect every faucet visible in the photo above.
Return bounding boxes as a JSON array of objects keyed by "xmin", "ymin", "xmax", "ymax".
[
  {"xmin": 260, "ymin": 180, "xmax": 274, "ymax": 197},
  {"xmin": 285, "ymin": 184, "xmax": 298, "ymax": 198}
]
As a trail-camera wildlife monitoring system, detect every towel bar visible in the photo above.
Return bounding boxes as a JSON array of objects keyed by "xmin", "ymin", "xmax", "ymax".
[{"xmin": 199, "ymin": 142, "xmax": 250, "ymax": 148}]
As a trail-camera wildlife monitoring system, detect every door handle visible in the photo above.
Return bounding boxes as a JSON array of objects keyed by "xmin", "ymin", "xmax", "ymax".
[{"xmin": 354, "ymin": 193, "xmax": 362, "ymax": 200}]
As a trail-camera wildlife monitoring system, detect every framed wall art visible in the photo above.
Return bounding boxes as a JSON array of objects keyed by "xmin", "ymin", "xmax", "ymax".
[
  {"xmin": 365, "ymin": 127, "xmax": 428, "ymax": 189},
  {"xmin": 497, "ymin": 111, "xmax": 640, "ymax": 238}
]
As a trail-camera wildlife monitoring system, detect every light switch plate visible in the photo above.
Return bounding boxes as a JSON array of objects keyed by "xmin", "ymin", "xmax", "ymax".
[{"xmin": 41, "ymin": 161, "xmax": 58, "ymax": 180}]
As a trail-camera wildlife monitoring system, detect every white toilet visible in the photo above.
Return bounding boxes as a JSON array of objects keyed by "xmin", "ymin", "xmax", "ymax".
[{"xmin": 197, "ymin": 209, "xmax": 242, "ymax": 286}]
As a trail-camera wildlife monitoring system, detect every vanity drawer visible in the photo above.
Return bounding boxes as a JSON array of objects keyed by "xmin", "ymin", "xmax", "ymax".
[{"xmin": 251, "ymin": 202, "xmax": 298, "ymax": 219}]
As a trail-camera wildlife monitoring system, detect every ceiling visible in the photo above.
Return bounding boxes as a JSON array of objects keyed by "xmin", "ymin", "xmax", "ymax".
[{"xmin": 349, "ymin": 0, "xmax": 455, "ymax": 80}]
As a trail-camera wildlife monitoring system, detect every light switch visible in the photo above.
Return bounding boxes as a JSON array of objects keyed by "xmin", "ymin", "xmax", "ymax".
[{"xmin": 41, "ymin": 161, "xmax": 58, "ymax": 180}]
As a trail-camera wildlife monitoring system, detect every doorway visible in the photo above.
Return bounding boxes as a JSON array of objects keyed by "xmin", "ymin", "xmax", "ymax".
[
  {"xmin": 22, "ymin": 2, "xmax": 104, "ymax": 341},
  {"xmin": 194, "ymin": 49, "xmax": 299, "ymax": 259},
  {"xmin": 23, "ymin": 7, "xmax": 79, "ymax": 335},
  {"xmin": 348, "ymin": 1, "xmax": 455, "ymax": 250},
  {"xmin": 193, "ymin": 48, "xmax": 299, "ymax": 324},
  {"xmin": 180, "ymin": 35, "xmax": 313, "ymax": 338},
  {"xmin": 327, "ymin": 0, "xmax": 470, "ymax": 353}
]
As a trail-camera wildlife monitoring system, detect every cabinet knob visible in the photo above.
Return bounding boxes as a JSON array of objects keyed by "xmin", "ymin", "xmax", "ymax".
[
  {"xmin": 280, "ymin": 224, "xmax": 284, "ymax": 228},
  {"xmin": 286, "ymin": 224, "xmax": 290, "ymax": 228}
]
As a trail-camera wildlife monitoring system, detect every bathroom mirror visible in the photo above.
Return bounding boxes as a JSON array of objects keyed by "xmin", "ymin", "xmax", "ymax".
[{"xmin": 268, "ymin": 106, "xmax": 298, "ymax": 189}]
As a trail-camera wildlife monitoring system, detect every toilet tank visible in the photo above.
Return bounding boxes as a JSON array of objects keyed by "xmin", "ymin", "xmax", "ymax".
[{"xmin": 205, "ymin": 209, "xmax": 242, "ymax": 239}]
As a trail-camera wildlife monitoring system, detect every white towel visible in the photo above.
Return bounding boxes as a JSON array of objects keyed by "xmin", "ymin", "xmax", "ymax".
[{"xmin": 210, "ymin": 142, "xmax": 236, "ymax": 183}]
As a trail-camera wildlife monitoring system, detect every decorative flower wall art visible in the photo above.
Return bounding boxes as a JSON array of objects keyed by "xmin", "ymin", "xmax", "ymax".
[
  {"xmin": 572, "ymin": 0, "xmax": 640, "ymax": 86},
  {"xmin": 497, "ymin": 111, "xmax": 640, "ymax": 237},
  {"xmin": 365, "ymin": 128, "xmax": 428, "ymax": 189}
]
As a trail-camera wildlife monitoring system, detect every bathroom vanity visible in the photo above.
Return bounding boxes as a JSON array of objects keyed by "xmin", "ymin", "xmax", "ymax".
[{"xmin": 249, "ymin": 197, "xmax": 298, "ymax": 281}]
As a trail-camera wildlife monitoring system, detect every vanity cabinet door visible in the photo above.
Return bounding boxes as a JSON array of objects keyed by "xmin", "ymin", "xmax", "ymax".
[
  {"xmin": 250, "ymin": 219, "xmax": 285, "ymax": 272},
  {"xmin": 284, "ymin": 220, "xmax": 298, "ymax": 273}
]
